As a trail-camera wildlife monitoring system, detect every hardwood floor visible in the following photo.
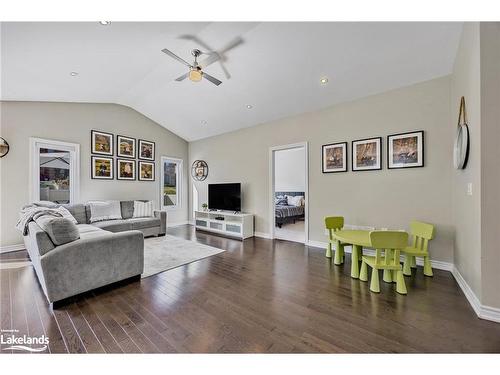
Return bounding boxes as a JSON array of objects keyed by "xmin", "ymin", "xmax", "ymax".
[{"xmin": 1, "ymin": 224, "xmax": 500, "ymax": 353}]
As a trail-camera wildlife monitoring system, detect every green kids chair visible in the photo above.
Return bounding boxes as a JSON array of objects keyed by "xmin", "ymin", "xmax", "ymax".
[
  {"xmin": 360, "ymin": 231, "xmax": 409, "ymax": 295},
  {"xmin": 324, "ymin": 216, "xmax": 345, "ymax": 265},
  {"xmin": 402, "ymin": 221, "xmax": 435, "ymax": 277}
]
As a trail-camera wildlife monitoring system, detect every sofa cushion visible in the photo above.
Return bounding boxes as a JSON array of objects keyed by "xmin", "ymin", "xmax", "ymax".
[
  {"xmin": 120, "ymin": 201, "xmax": 135, "ymax": 219},
  {"xmin": 76, "ymin": 224, "xmax": 106, "ymax": 234},
  {"xmin": 27, "ymin": 221, "xmax": 56, "ymax": 256},
  {"xmin": 88, "ymin": 200, "xmax": 122, "ymax": 223},
  {"xmin": 91, "ymin": 219, "xmax": 133, "ymax": 232},
  {"xmin": 128, "ymin": 217, "xmax": 161, "ymax": 230},
  {"xmin": 34, "ymin": 214, "xmax": 80, "ymax": 246},
  {"xmin": 61, "ymin": 203, "xmax": 87, "ymax": 224}
]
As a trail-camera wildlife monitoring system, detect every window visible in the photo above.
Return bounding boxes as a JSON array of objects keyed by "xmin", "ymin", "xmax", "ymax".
[
  {"xmin": 160, "ymin": 156, "xmax": 182, "ymax": 210},
  {"xmin": 30, "ymin": 138, "xmax": 80, "ymax": 204}
]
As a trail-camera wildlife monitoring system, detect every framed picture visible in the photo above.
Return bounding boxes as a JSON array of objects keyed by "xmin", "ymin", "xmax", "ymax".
[
  {"xmin": 388, "ymin": 130, "xmax": 424, "ymax": 169},
  {"xmin": 352, "ymin": 137, "xmax": 382, "ymax": 171},
  {"xmin": 138, "ymin": 139, "xmax": 155, "ymax": 161},
  {"xmin": 117, "ymin": 159, "xmax": 136, "ymax": 180},
  {"xmin": 117, "ymin": 135, "xmax": 136, "ymax": 158},
  {"xmin": 91, "ymin": 156, "xmax": 114, "ymax": 180},
  {"xmin": 322, "ymin": 142, "xmax": 347, "ymax": 173},
  {"xmin": 138, "ymin": 161, "xmax": 155, "ymax": 181},
  {"xmin": 91, "ymin": 130, "xmax": 113, "ymax": 156}
]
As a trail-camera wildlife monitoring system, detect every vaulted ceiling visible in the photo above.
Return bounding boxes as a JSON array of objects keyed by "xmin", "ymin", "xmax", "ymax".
[{"xmin": 1, "ymin": 22, "xmax": 462, "ymax": 141}]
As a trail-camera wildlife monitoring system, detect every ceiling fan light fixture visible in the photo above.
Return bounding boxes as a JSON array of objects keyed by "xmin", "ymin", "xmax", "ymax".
[{"xmin": 189, "ymin": 69, "xmax": 203, "ymax": 82}]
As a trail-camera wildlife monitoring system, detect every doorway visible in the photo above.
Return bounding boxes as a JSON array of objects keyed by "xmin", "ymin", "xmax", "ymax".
[{"xmin": 269, "ymin": 142, "xmax": 308, "ymax": 244}]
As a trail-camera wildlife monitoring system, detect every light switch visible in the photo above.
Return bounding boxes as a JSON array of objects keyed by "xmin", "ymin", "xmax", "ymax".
[{"xmin": 467, "ymin": 183, "xmax": 473, "ymax": 196}]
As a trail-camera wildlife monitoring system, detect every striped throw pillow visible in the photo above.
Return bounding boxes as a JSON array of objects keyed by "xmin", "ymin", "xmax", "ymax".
[{"xmin": 133, "ymin": 200, "xmax": 154, "ymax": 218}]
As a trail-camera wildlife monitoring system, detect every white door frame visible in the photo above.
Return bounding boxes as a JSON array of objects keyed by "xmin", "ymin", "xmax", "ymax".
[
  {"xmin": 160, "ymin": 156, "xmax": 183, "ymax": 211},
  {"xmin": 268, "ymin": 142, "xmax": 309, "ymax": 244},
  {"xmin": 29, "ymin": 137, "xmax": 80, "ymax": 204}
]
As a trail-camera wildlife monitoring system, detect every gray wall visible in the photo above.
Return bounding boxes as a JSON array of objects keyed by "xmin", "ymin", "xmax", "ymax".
[
  {"xmin": 189, "ymin": 76, "xmax": 454, "ymax": 262},
  {"xmin": 450, "ymin": 23, "xmax": 483, "ymax": 298},
  {"xmin": 0, "ymin": 101, "xmax": 189, "ymax": 247}
]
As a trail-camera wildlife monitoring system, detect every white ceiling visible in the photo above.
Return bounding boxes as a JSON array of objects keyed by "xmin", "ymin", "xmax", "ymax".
[{"xmin": 1, "ymin": 22, "xmax": 462, "ymax": 141}]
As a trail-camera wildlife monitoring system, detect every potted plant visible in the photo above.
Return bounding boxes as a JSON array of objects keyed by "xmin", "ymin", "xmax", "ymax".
[{"xmin": 202, "ymin": 203, "xmax": 208, "ymax": 211}]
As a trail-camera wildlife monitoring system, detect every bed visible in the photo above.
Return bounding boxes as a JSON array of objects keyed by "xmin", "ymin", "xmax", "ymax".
[{"xmin": 275, "ymin": 191, "xmax": 305, "ymax": 228}]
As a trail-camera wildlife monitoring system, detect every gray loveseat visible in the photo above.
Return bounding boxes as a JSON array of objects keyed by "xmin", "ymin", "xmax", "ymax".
[{"xmin": 24, "ymin": 201, "xmax": 167, "ymax": 305}]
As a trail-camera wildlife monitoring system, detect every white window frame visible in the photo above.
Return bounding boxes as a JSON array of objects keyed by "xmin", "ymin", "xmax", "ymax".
[
  {"xmin": 29, "ymin": 137, "xmax": 80, "ymax": 204},
  {"xmin": 160, "ymin": 156, "xmax": 183, "ymax": 211}
]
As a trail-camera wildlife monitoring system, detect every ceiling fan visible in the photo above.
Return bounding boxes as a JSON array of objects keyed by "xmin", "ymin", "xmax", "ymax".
[
  {"xmin": 161, "ymin": 48, "xmax": 223, "ymax": 86},
  {"xmin": 161, "ymin": 36, "xmax": 244, "ymax": 86}
]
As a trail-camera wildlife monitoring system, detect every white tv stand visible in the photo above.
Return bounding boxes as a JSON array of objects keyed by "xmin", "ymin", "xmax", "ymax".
[{"xmin": 194, "ymin": 210, "xmax": 254, "ymax": 239}]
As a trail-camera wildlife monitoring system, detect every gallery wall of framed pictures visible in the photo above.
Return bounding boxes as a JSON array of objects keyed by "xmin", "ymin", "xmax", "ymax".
[
  {"xmin": 90, "ymin": 130, "xmax": 156, "ymax": 181},
  {"xmin": 322, "ymin": 130, "xmax": 424, "ymax": 173}
]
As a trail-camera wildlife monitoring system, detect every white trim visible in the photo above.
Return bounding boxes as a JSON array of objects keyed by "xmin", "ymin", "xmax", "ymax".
[
  {"xmin": 269, "ymin": 142, "xmax": 309, "ymax": 244},
  {"xmin": 306, "ymin": 240, "xmax": 453, "ymax": 272},
  {"xmin": 254, "ymin": 231, "xmax": 272, "ymax": 239},
  {"xmin": 451, "ymin": 266, "xmax": 482, "ymax": 317},
  {"xmin": 160, "ymin": 156, "xmax": 183, "ymax": 211},
  {"xmin": 0, "ymin": 244, "xmax": 25, "ymax": 254},
  {"xmin": 29, "ymin": 137, "xmax": 80, "ymax": 204},
  {"xmin": 167, "ymin": 221, "xmax": 190, "ymax": 228}
]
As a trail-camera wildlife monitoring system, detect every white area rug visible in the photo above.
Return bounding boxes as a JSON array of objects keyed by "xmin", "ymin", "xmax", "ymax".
[{"xmin": 142, "ymin": 235, "xmax": 225, "ymax": 278}]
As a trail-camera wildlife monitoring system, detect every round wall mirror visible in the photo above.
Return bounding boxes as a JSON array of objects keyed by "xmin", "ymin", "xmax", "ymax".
[
  {"xmin": 453, "ymin": 97, "xmax": 470, "ymax": 170},
  {"xmin": 0, "ymin": 137, "xmax": 9, "ymax": 158},
  {"xmin": 191, "ymin": 160, "xmax": 208, "ymax": 181}
]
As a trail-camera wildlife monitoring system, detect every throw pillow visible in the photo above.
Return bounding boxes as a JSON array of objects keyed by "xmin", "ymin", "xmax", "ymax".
[
  {"xmin": 34, "ymin": 212, "xmax": 80, "ymax": 246},
  {"xmin": 133, "ymin": 200, "xmax": 154, "ymax": 218},
  {"xmin": 88, "ymin": 200, "xmax": 122, "ymax": 223}
]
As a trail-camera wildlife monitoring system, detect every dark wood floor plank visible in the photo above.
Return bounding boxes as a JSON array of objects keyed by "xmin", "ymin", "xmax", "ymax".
[
  {"xmin": 65, "ymin": 302, "xmax": 105, "ymax": 353},
  {"xmin": 84, "ymin": 293, "xmax": 141, "ymax": 353},
  {"xmin": 75, "ymin": 299, "xmax": 123, "ymax": 354},
  {"xmin": 2, "ymin": 225, "xmax": 500, "ymax": 353},
  {"xmin": 0, "ymin": 269, "xmax": 13, "ymax": 354}
]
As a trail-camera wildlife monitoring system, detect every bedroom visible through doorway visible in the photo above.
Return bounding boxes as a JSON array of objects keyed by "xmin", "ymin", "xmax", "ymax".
[{"xmin": 270, "ymin": 143, "xmax": 308, "ymax": 243}]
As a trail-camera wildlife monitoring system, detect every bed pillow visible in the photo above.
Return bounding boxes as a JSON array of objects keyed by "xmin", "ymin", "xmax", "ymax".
[
  {"xmin": 88, "ymin": 200, "xmax": 122, "ymax": 223},
  {"xmin": 133, "ymin": 200, "xmax": 154, "ymax": 218},
  {"xmin": 275, "ymin": 197, "xmax": 288, "ymax": 205},
  {"xmin": 287, "ymin": 195, "xmax": 304, "ymax": 207}
]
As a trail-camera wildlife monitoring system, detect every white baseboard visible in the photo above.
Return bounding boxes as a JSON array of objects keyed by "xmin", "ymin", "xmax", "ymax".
[
  {"xmin": 167, "ymin": 221, "xmax": 191, "ymax": 228},
  {"xmin": 452, "ymin": 266, "xmax": 500, "ymax": 323},
  {"xmin": 254, "ymin": 231, "xmax": 272, "ymax": 239},
  {"xmin": 306, "ymin": 240, "xmax": 453, "ymax": 272},
  {"xmin": 0, "ymin": 244, "xmax": 25, "ymax": 254}
]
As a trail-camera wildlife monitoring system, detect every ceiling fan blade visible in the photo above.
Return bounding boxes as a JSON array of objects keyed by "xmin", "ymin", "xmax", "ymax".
[
  {"xmin": 219, "ymin": 36, "xmax": 244, "ymax": 54},
  {"xmin": 203, "ymin": 72, "xmax": 222, "ymax": 86},
  {"xmin": 178, "ymin": 34, "xmax": 214, "ymax": 52},
  {"xmin": 220, "ymin": 63, "xmax": 231, "ymax": 79},
  {"xmin": 175, "ymin": 72, "xmax": 189, "ymax": 82},
  {"xmin": 199, "ymin": 52, "xmax": 221, "ymax": 69},
  {"xmin": 161, "ymin": 48, "xmax": 192, "ymax": 67}
]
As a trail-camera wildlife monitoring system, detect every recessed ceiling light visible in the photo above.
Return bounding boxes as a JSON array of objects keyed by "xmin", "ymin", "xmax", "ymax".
[
  {"xmin": 99, "ymin": 21, "xmax": 111, "ymax": 26},
  {"xmin": 201, "ymin": 120, "xmax": 207, "ymax": 126},
  {"xmin": 320, "ymin": 77, "xmax": 329, "ymax": 85},
  {"xmin": 70, "ymin": 72, "xmax": 78, "ymax": 76},
  {"xmin": 246, "ymin": 104, "xmax": 253, "ymax": 109}
]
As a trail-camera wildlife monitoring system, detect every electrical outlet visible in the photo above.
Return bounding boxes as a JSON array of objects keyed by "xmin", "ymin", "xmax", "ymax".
[{"xmin": 467, "ymin": 183, "xmax": 473, "ymax": 196}]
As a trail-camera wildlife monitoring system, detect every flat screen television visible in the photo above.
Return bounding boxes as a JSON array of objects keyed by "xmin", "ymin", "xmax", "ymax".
[{"xmin": 208, "ymin": 183, "xmax": 241, "ymax": 212}]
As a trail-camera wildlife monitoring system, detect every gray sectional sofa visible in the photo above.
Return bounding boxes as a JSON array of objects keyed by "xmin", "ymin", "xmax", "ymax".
[{"xmin": 24, "ymin": 201, "xmax": 167, "ymax": 305}]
